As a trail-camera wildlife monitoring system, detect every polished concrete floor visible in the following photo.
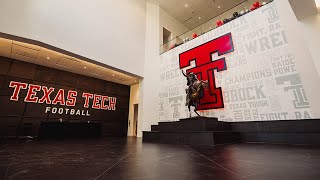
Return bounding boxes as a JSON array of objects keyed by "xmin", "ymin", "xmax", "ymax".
[{"xmin": 0, "ymin": 138, "xmax": 320, "ymax": 180}]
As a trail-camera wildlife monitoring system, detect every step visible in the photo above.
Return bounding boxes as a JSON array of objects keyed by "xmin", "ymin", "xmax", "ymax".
[
  {"xmin": 151, "ymin": 125, "xmax": 159, "ymax": 131},
  {"xmin": 179, "ymin": 116, "xmax": 218, "ymax": 121},
  {"xmin": 156, "ymin": 118, "xmax": 231, "ymax": 132},
  {"xmin": 143, "ymin": 131, "xmax": 240, "ymax": 145}
]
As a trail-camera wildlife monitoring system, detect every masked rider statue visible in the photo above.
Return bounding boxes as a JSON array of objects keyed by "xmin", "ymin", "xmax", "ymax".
[{"xmin": 182, "ymin": 71, "xmax": 199, "ymax": 106}]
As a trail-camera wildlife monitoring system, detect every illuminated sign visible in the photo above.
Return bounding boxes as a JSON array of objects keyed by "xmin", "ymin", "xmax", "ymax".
[{"xmin": 9, "ymin": 81, "xmax": 117, "ymax": 116}]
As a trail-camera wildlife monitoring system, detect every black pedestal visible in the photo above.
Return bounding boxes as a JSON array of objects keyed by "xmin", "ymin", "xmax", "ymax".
[{"xmin": 143, "ymin": 117, "xmax": 240, "ymax": 145}]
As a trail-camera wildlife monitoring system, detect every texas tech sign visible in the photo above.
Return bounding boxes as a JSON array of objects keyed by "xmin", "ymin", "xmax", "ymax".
[
  {"xmin": 9, "ymin": 81, "xmax": 117, "ymax": 116},
  {"xmin": 179, "ymin": 33, "xmax": 234, "ymax": 110}
]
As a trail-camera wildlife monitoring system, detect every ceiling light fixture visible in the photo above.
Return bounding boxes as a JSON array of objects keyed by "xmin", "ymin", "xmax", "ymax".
[
  {"xmin": 198, "ymin": 17, "xmax": 201, "ymax": 20},
  {"xmin": 84, "ymin": 66, "xmax": 87, "ymax": 69},
  {"xmin": 112, "ymin": 74, "xmax": 115, "ymax": 77},
  {"xmin": 185, "ymin": 4, "xmax": 188, "ymax": 7},
  {"xmin": 218, "ymin": 5, "xmax": 221, "ymax": 9},
  {"xmin": 46, "ymin": 57, "xmax": 50, "ymax": 60}
]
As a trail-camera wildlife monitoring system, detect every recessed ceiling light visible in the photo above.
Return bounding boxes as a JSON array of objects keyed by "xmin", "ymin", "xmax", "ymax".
[
  {"xmin": 185, "ymin": 4, "xmax": 188, "ymax": 7},
  {"xmin": 46, "ymin": 57, "xmax": 50, "ymax": 60},
  {"xmin": 112, "ymin": 74, "xmax": 115, "ymax": 76},
  {"xmin": 84, "ymin": 66, "xmax": 87, "ymax": 69},
  {"xmin": 218, "ymin": 5, "xmax": 221, "ymax": 9},
  {"xmin": 198, "ymin": 17, "xmax": 201, "ymax": 20}
]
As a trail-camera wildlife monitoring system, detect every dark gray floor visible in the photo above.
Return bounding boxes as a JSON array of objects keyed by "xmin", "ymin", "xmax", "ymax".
[{"xmin": 0, "ymin": 138, "xmax": 320, "ymax": 180}]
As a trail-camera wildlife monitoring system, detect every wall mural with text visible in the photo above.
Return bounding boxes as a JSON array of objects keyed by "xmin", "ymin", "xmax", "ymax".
[{"xmin": 159, "ymin": 3, "xmax": 313, "ymax": 122}]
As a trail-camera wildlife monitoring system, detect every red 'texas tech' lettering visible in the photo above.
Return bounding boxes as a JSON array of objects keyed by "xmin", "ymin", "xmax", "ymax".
[
  {"xmin": 38, "ymin": 86, "xmax": 55, "ymax": 104},
  {"xmin": 101, "ymin": 96, "xmax": 109, "ymax": 110},
  {"xmin": 24, "ymin": 84, "xmax": 41, "ymax": 103},
  {"xmin": 8, "ymin": 81, "xmax": 117, "ymax": 111},
  {"xmin": 92, "ymin": 94, "xmax": 101, "ymax": 109},
  {"xmin": 52, "ymin": 89, "xmax": 66, "ymax": 105},
  {"xmin": 179, "ymin": 33, "xmax": 234, "ymax": 110},
  {"xmin": 9, "ymin": 81, "xmax": 28, "ymax": 101},
  {"xmin": 66, "ymin": 90, "xmax": 77, "ymax": 106},
  {"xmin": 82, "ymin": 93, "xmax": 93, "ymax": 108},
  {"xmin": 109, "ymin": 97, "xmax": 117, "ymax": 110}
]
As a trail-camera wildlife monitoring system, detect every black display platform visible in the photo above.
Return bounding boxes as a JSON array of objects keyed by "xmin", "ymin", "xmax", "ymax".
[
  {"xmin": 231, "ymin": 119, "xmax": 320, "ymax": 145},
  {"xmin": 144, "ymin": 118, "xmax": 320, "ymax": 145},
  {"xmin": 143, "ymin": 117, "xmax": 240, "ymax": 145}
]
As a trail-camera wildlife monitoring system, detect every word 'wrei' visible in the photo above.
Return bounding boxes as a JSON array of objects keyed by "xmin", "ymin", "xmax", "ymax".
[{"xmin": 9, "ymin": 81, "xmax": 117, "ymax": 110}]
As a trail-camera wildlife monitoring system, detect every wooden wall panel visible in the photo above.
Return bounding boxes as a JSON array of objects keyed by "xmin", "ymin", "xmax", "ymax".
[
  {"xmin": 34, "ymin": 66, "xmax": 59, "ymax": 83},
  {"xmin": 57, "ymin": 71, "xmax": 78, "ymax": 87},
  {"xmin": 0, "ymin": 75, "xmax": 5, "ymax": 89},
  {"xmin": 0, "ymin": 57, "xmax": 11, "ymax": 75},
  {"xmin": 1, "ymin": 77, "xmax": 33, "ymax": 97},
  {"xmin": 0, "ymin": 96, "xmax": 26, "ymax": 116},
  {"xmin": 7, "ymin": 60, "xmax": 37, "ymax": 79},
  {"xmin": 24, "ymin": 103, "xmax": 48, "ymax": 118}
]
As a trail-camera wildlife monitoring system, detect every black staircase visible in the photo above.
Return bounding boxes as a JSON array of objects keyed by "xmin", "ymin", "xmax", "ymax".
[{"xmin": 143, "ymin": 117, "xmax": 240, "ymax": 145}]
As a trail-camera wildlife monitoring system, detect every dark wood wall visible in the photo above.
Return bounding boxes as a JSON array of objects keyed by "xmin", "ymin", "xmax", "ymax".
[{"xmin": 0, "ymin": 56, "xmax": 130, "ymax": 138}]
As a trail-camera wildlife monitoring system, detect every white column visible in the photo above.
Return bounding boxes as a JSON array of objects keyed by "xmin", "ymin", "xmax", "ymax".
[{"xmin": 137, "ymin": 2, "xmax": 160, "ymax": 137}]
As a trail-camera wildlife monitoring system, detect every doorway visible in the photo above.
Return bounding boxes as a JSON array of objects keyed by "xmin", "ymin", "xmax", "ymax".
[
  {"xmin": 133, "ymin": 104, "xmax": 139, "ymax": 136},
  {"xmin": 163, "ymin": 27, "xmax": 172, "ymax": 52}
]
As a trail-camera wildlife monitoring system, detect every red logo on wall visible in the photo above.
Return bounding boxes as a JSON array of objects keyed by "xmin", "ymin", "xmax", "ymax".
[{"xmin": 179, "ymin": 33, "xmax": 234, "ymax": 110}]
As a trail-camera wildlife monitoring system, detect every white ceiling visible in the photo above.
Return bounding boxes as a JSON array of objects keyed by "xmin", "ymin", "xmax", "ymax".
[
  {"xmin": 0, "ymin": 37, "xmax": 139, "ymax": 86},
  {"xmin": 155, "ymin": 0, "xmax": 247, "ymax": 29},
  {"xmin": 288, "ymin": 0, "xmax": 319, "ymax": 20}
]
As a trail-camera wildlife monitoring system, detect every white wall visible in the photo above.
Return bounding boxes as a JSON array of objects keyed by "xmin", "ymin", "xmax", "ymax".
[
  {"xmin": 127, "ymin": 84, "xmax": 140, "ymax": 136},
  {"xmin": 300, "ymin": 14, "xmax": 320, "ymax": 76},
  {"xmin": 138, "ymin": 2, "xmax": 160, "ymax": 137},
  {"xmin": 0, "ymin": 0, "xmax": 146, "ymax": 77},
  {"xmin": 159, "ymin": 8, "xmax": 189, "ymax": 46},
  {"xmin": 275, "ymin": 0, "xmax": 320, "ymax": 118},
  {"xmin": 137, "ymin": 2, "xmax": 191, "ymax": 137}
]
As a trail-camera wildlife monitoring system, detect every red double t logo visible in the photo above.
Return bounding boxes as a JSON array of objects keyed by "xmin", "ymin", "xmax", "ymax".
[{"xmin": 179, "ymin": 33, "xmax": 234, "ymax": 110}]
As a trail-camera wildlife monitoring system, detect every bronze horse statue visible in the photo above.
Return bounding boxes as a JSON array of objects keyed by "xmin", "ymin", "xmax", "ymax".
[{"xmin": 182, "ymin": 70, "xmax": 208, "ymax": 117}]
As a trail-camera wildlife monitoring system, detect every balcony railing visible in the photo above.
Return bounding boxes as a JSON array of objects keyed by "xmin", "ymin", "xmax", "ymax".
[{"xmin": 160, "ymin": 0, "xmax": 274, "ymax": 54}]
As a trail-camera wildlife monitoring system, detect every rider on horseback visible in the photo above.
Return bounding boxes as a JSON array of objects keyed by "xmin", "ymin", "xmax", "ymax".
[
  {"xmin": 182, "ymin": 70, "xmax": 208, "ymax": 117},
  {"xmin": 182, "ymin": 71, "xmax": 199, "ymax": 106}
]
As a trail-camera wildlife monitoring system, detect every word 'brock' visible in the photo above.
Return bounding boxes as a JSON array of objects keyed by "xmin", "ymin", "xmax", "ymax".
[{"xmin": 9, "ymin": 81, "xmax": 116, "ymax": 110}]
